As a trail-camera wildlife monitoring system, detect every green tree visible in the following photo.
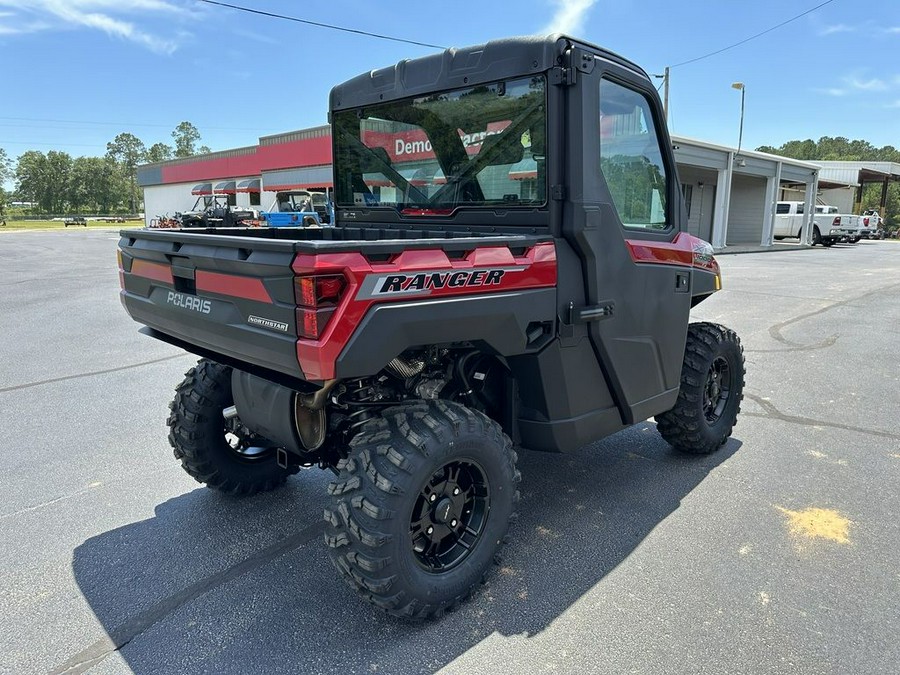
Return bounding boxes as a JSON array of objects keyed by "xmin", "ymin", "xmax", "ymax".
[
  {"xmin": 0, "ymin": 147, "xmax": 13, "ymax": 209},
  {"xmin": 755, "ymin": 136, "xmax": 900, "ymax": 226},
  {"xmin": 14, "ymin": 150, "xmax": 45, "ymax": 208},
  {"xmin": 67, "ymin": 156, "xmax": 92, "ymax": 213},
  {"xmin": 146, "ymin": 142, "xmax": 173, "ymax": 163},
  {"xmin": 66, "ymin": 156, "xmax": 124, "ymax": 213},
  {"xmin": 16, "ymin": 150, "xmax": 73, "ymax": 214},
  {"xmin": 172, "ymin": 121, "xmax": 201, "ymax": 158},
  {"xmin": 45, "ymin": 151, "xmax": 74, "ymax": 213},
  {"xmin": 106, "ymin": 132, "xmax": 146, "ymax": 214}
]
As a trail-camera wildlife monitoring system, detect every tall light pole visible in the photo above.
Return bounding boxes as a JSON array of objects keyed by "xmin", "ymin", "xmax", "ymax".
[{"xmin": 731, "ymin": 82, "xmax": 745, "ymax": 156}]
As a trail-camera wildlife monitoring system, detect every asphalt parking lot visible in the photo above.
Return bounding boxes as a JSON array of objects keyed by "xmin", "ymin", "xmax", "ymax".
[{"xmin": 1, "ymin": 230, "xmax": 898, "ymax": 675}]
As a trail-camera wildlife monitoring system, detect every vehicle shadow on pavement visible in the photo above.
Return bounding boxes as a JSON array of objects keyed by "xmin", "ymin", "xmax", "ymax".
[{"xmin": 63, "ymin": 424, "xmax": 740, "ymax": 675}]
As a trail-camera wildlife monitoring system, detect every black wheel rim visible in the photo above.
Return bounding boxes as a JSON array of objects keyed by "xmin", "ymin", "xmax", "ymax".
[
  {"xmin": 410, "ymin": 460, "xmax": 490, "ymax": 572},
  {"xmin": 703, "ymin": 356, "xmax": 732, "ymax": 424},
  {"xmin": 224, "ymin": 411, "xmax": 275, "ymax": 462}
]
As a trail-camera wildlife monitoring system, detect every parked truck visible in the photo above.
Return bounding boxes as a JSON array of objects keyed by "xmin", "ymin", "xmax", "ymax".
[
  {"xmin": 773, "ymin": 201, "xmax": 843, "ymax": 246},
  {"xmin": 825, "ymin": 205, "xmax": 867, "ymax": 243},
  {"xmin": 118, "ymin": 34, "xmax": 745, "ymax": 620},
  {"xmin": 860, "ymin": 209, "xmax": 882, "ymax": 239}
]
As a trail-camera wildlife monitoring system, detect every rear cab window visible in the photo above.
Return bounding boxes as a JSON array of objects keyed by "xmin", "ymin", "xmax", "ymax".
[{"xmin": 332, "ymin": 77, "xmax": 547, "ymax": 212}]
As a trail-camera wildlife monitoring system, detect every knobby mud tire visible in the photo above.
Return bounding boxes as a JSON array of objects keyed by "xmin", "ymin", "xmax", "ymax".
[
  {"xmin": 655, "ymin": 322, "xmax": 745, "ymax": 454},
  {"xmin": 324, "ymin": 400, "xmax": 520, "ymax": 621},
  {"xmin": 167, "ymin": 359, "xmax": 295, "ymax": 496}
]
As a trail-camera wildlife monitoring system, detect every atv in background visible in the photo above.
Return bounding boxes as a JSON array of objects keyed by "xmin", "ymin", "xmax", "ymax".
[
  {"xmin": 261, "ymin": 190, "xmax": 333, "ymax": 227},
  {"xmin": 178, "ymin": 195, "xmax": 258, "ymax": 228}
]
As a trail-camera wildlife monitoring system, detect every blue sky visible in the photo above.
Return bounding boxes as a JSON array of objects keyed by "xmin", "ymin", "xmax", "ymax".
[{"xmin": 1, "ymin": 0, "xmax": 899, "ymax": 173}]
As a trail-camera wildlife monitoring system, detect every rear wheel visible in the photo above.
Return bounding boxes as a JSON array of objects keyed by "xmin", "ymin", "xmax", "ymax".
[
  {"xmin": 167, "ymin": 359, "xmax": 295, "ymax": 495},
  {"xmin": 655, "ymin": 322, "xmax": 745, "ymax": 454},
  {"xmin": 797, "ymin": 226, "xmax": 821, "ymax": 245},
  {"xmin": 324, "ymin": 400, "xmax": 519, "ymax": 620}
]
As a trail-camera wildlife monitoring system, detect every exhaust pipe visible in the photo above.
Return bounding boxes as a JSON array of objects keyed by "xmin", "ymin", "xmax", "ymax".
[
  {"xmin": 231, "ymin": 371, "xmax": 339, "ymax": 456},
  {"xmin": 293, "ymin": 379, "xmax": 339, "ymax": 450}
]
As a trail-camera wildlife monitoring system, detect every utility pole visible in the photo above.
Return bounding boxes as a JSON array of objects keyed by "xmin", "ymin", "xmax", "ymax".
[
  {"xmin": 654, "ymin": 67, "xmax": 670, "ymax": 124},
  {"xmin": 663, "ymin": 66, "xmax": 669, "ymax": 124}
]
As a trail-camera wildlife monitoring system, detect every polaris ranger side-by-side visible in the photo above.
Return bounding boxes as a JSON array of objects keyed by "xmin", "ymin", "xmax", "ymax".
[{"xmin": 118, "ymin": 34, "xmax": 745, "ymax": 620}]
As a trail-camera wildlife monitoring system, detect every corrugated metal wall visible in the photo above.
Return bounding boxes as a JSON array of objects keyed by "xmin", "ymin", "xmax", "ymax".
[
  {"xmin": 726, "ymin": 174, "xmax": 767, "ymax": 244},
  {"xmin": 819, "ymin": 188, "xmax": 855, "ymax": 213},
  {"xmin": 676, "ymin": 165, "xmax": 717, "ymax": 241}
]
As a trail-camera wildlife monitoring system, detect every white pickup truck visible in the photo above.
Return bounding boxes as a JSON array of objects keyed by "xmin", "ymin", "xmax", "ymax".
[
  {"xmin": 815, "ymin": 204, "xmax": 870, "ymax": 243},
  {"xmin": 860, "ymin": 209, "xmax": 882, "ymax": 239},
  {"xmin": 773, "ymin": 201, "xmax": 844, "ymax": 246}
]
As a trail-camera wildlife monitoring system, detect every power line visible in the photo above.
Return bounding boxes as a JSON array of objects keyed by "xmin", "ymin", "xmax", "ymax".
[
  {"xmin": 0, "ymin": 140, "xmax": 108, "ymax": 148},
  {"xmin": 0, "ymin": 115, "xmax": 262, "ymax": 132},
  {"xmin": 670, "ymin": 0, "xmax": 837, "ymax": 68},
  {"xmin": 196, "ymin": 0, "xmax": 447, "ymax": 50}
]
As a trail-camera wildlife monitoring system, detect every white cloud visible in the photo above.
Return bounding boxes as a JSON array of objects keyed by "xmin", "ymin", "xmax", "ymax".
[
  {"xmin": 815, "ymin": 87, "xmax": 848, "ymax": 97},
  {"xmin": 231, "ymin": 27, "xmax": 278, "ymax": 46},
  {"xmin": 817, "ymin": 71, "xmax": 900, "ymax": 102},
  {"xmin": 845, "ymin": 76, "xmax": 888, "ymax": 92},
  {"xmin": 819, "ymin": 24, "xmax": 854, "ymax": 36},
  {"xmin": 540, "ymin": 0, "xmax": 598, "ymax": 35},
  {"xmin": 886, "ymin": 27, "xmax": 900, "ymax": 34},
  {"xmin": 0, "ymin": 0, "xmax": 187, "ymax": 53}
]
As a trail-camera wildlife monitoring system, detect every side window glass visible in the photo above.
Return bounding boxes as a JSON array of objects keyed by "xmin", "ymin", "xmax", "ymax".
[
  {"xmin": 776, "ymin": 203, "xmax": 790, "ymax": 214},
  {"xmin": 599, "ymin": 78, "xmax": 669, "ymax": 230}
]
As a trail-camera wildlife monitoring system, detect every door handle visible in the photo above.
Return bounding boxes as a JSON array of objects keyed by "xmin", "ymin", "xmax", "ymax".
[{"xmin": 566, "ymin": 300, "xmax": 615, "ymax": 324}]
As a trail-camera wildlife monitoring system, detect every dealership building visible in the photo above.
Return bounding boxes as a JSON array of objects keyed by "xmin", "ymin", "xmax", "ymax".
[{"xmin": 137, "ymin": 124, "xmax": 825, "ymax": 249}]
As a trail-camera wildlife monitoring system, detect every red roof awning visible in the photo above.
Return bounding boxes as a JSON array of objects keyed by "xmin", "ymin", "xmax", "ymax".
[
  {"xmin": 214, "ymin": 180, "xmax": 236, "ymax": 194},
  {"xmin": 191, "ymin": 182, "xmax": 212, "ymax": 195}
]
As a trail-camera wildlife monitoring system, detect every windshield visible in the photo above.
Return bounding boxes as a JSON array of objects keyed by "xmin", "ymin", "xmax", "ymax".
[{"xmin": 332, "ymin": 76, "xmax": 546, "ymax": 211}]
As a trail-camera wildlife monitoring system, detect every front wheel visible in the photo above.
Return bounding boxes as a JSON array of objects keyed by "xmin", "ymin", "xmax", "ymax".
[
  {"xmin": 324, "ymin": 400, "xmax": 519, "ymax": 620},
  {"xmin": 167, "ymin": 359, "xmax": 295, "ymax": 495},
  {"xmin": 655, "ymin": 322, "xmax": 745, "ymax": 454}
]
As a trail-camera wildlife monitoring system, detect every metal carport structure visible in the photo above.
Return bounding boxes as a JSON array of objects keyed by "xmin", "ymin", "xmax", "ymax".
[
  {"xmin": 672, "ymin": 136, "xmax": 820, "ymax": 248},
  {"xmin": 812, "ymin": 161, "xmax": 900, "ymax": 212}
]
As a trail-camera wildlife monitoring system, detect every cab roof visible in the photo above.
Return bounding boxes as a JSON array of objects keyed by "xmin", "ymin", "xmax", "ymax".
[{"xmin": 329, "ymin": 34, "xmax": 649, "ymax": 112}]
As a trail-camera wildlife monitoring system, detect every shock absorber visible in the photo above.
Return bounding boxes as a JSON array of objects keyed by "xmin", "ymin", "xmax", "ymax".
[{"xmin": 344, "ymin": 378, "xmax": 381, "ymax": 432}]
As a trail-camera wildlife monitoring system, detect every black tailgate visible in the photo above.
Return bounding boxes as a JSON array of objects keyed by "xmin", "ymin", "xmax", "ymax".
[{"xmin": 118, "ymin": 230, "xmax": 304, "ymax": 381}]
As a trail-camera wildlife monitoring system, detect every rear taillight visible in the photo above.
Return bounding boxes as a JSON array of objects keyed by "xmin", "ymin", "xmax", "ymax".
[
  {"xmin": 294, "ymin": 274, "xmax": 347, "ymax": 340},
  {"xmin": 863, "ymin": 217, "xmax": 870, "ymax": 226},
  {"xmin": 833, "ymin": 217, "xmax": 841, "ymax": 226}
]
